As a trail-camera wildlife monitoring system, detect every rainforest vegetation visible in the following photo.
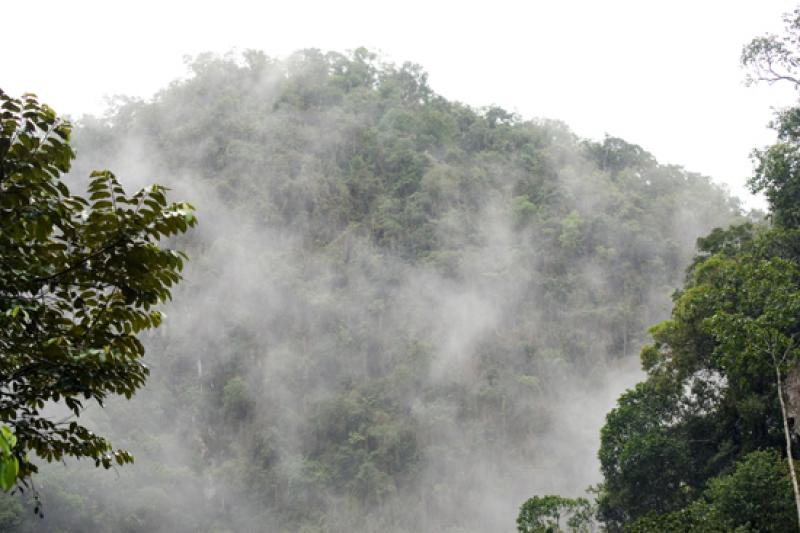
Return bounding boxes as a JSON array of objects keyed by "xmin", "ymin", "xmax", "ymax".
[
  {"xmin": 518, "ymin": 8, "xmax": 800, "ymax": 533},
  {"xmin": 2, "ymin": 12, "xmax": 796, "ymax": 531}
]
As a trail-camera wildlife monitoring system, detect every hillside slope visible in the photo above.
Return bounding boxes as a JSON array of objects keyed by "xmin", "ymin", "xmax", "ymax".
[{"xmin": 4, "ymin": 49, "xmax": 741, "ymax": 532}]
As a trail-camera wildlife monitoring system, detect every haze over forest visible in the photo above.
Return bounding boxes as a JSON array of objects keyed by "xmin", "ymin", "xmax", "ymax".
[{"xmin": 0, "ymin": 48, "xmax": 745, "ymax": 531}]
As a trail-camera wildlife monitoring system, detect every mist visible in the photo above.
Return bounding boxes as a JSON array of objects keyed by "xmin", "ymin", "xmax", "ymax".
[{"xmin": 3, "ymin": 50, "xmax": 742, "ymax": 532}]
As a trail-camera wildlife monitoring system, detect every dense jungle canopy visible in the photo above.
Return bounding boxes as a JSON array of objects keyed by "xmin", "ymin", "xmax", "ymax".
[{"xmin": 1, "ymin": 49, "xmax": 744, "ymax": 532}]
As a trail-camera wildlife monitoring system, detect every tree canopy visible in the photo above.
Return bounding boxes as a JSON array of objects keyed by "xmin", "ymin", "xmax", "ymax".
[
  {"xmin": 0, "ymin": 90, "xmax": 195, "ymax": 493},
  {"xmin": 3, "ymin": 50, "xmax": 741, "ymax": 531}
]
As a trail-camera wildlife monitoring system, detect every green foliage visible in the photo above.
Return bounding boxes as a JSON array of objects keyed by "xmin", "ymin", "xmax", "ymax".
[
  {"xmin": 595, "ymin": 228, "xmax": 800, "ymax": 529},
  {"xmin": 703, "ymin": 450, "xmax": 796, "ymax": 532},
  {"xmin": 305, "ymin": 383, "xmax": 418, "ymax": 504},
  {"xmin": 750, "ymin": 140, "xmax": 800, "ymax": 229},
  {"xmin": 558, "ymin": 210, "xmax": 584, "ymax": 252},
  {"xmin": 583, "ymin": 136, "xmax": 655, "ymax": 176},
  {"xmin": 516, "ymin": 495, "xmax": 594, "ymax": 532},
  {"xmin": 704, "ymin": 255, "xmax": 800, "ymax": 382},
  {"xmin": 0, "ymin": 425, "xmax": 19, "ymax": 491},
  {"xmin": 13, "ymin": 49, "xmax": 741, "ymax": 532},
  {"xmin": 691, "ymin": 223, "xmax": 755, "ymax": 269},
  {"xmin": 595, "ymin": 11, "xmax": 800, "ymax": 528},
  {"xmin": 743, "ymin": 7, "xmax": 800, "ymax": 229},
  {"xmin": 597, "ymin": 382, "xmax": 695, "ymax": 526},
  {"xmin": 0, "ymin": 89, "xmax": 195, "ymax": 490},
  {"xmin": 628, "ymin": 450, "xmax": 796, "ymax": 532}
]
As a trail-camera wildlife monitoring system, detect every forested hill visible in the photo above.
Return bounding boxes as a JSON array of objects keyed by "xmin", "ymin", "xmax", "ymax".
[{"xmin": 4, "ymin": 49, "xmax": 741, "ymax": 532}]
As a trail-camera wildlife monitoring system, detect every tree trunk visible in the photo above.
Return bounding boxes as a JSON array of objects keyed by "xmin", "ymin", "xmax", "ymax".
[{"xmin": 775, "ymin": 362, "xmax": 800, "ymax": 529}]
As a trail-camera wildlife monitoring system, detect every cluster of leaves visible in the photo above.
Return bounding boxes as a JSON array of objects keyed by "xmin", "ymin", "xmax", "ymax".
[
  {"xmin": 0, "ymin": 426, "xmax": 19, "ymax": 491},
  {"xmin": 516, "ymin": 495, "xmax": 594, "ymax": 533},
  {"xmin": 0, "ymin": 90, "xmax": 195, "ymax": 490},
  {"xmin": 627, "ymin": 450, "xmax": 795, "ymax": 533}
]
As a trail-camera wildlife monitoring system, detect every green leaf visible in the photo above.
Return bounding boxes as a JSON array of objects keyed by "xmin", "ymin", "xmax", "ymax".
[{"xmin": 0, "ymin": 457, "xmax": 18, "ymax": 491}]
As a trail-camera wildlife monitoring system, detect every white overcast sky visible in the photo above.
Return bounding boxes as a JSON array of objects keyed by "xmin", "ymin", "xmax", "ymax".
[{"xmin": 4, "ymin": 0, "xmax": 799, "ymax": 209}]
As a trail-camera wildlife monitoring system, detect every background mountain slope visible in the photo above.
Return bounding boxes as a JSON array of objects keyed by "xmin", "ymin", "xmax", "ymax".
[{"xmin": 2, "ymin": 49, "xmax": 742, "ymax": 532}]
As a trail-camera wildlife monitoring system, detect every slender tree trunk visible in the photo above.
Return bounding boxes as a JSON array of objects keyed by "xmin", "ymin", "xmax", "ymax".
[{"xmin": 775, "ymin": 362, "xmax": 800, "ymax": 529}]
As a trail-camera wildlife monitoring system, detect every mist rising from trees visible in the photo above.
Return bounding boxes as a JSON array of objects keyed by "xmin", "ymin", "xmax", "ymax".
[{"xmin": 1, "ymin": 49, "xmax": 742, "ymax": 532}]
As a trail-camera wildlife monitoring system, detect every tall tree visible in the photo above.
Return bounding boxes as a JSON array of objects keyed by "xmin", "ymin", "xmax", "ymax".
[{"xmin": 741, "ymin": 8, "xmax": 800, "ymax": 521}]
